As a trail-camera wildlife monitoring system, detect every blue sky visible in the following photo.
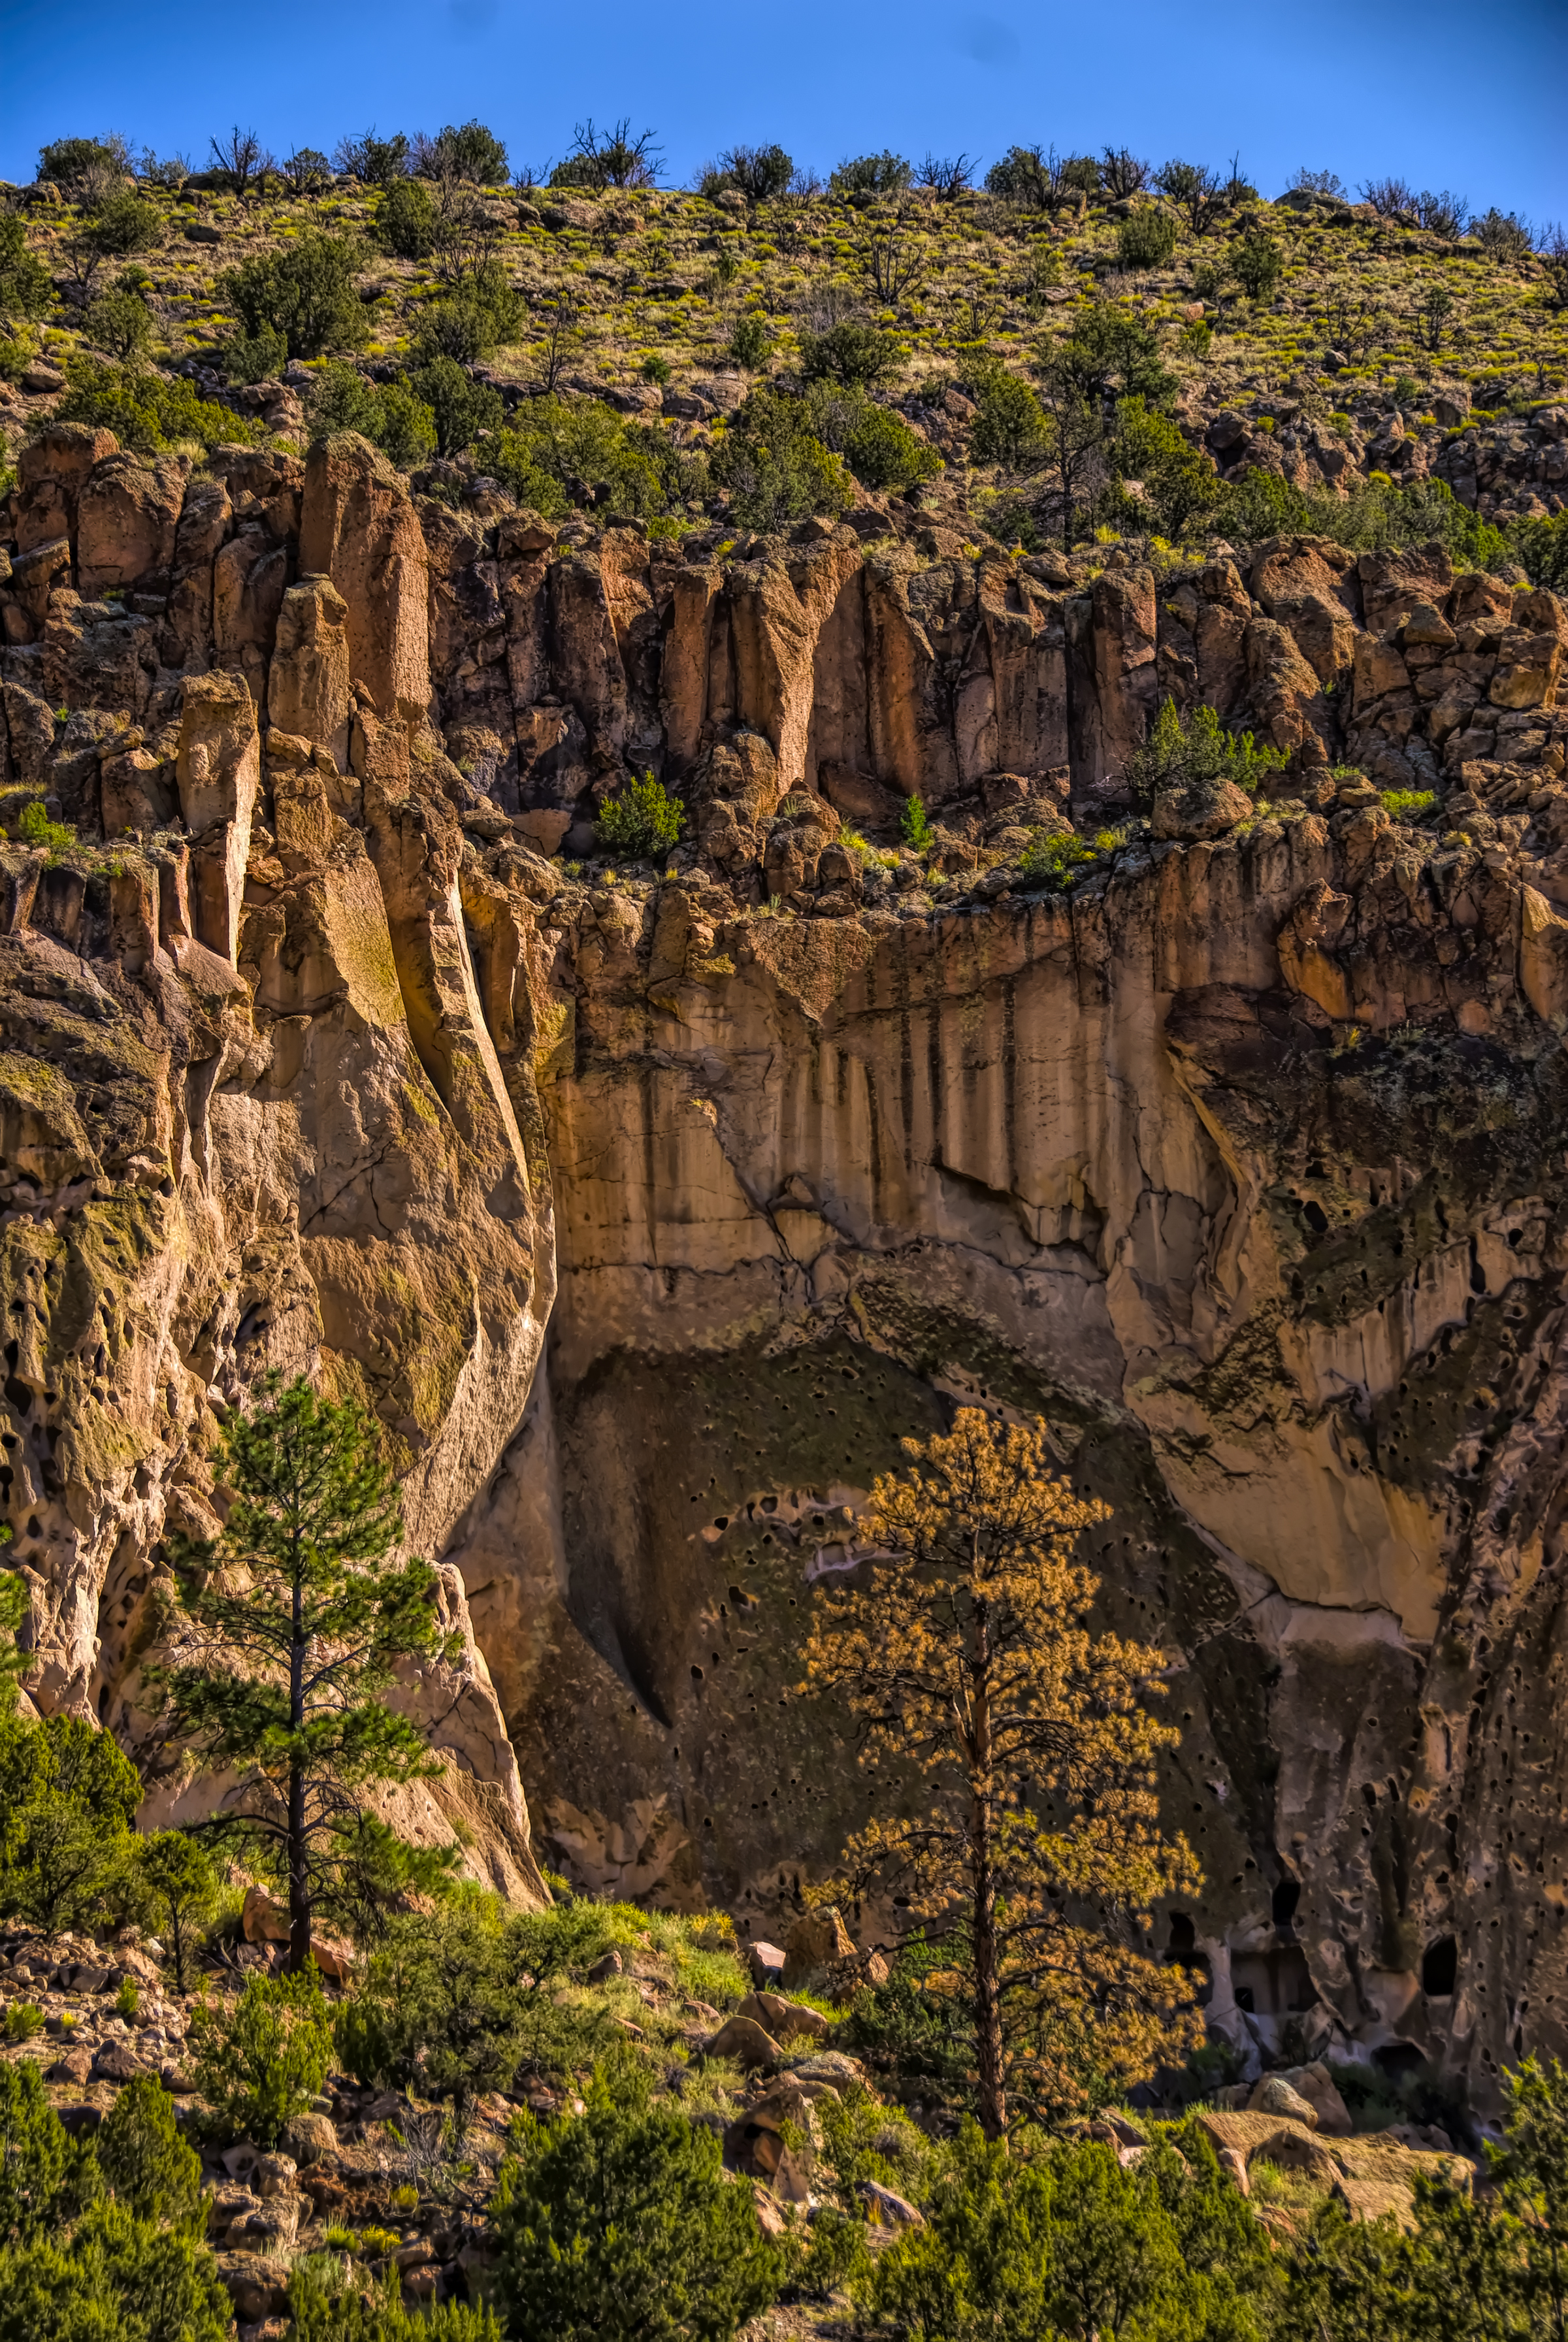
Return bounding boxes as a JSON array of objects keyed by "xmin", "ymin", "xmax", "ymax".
[{"xmin": 3, "ymin": 0, "xmax": 1563, "ymax": 221}]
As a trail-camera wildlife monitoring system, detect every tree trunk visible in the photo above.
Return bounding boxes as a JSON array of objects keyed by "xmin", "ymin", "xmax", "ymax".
[
  {"xmin": 970, "ymin": 1592, "xmax": 1007, "ymax": 2138},
  {"xmin": 287, "ymin": 1754, "xmax": 310, "ymax": 1975},
  {"xmin": 972, "ymin": 1827, "xmax": 1007, "ymax": 2138},
  {"xmin": 287, "ymin": 1547, "xmax": 310, "ymax": 1975}
]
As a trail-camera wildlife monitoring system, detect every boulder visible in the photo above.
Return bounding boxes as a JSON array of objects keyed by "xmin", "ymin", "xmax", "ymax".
[
  {"xmin": 745, "ymin": 1941, "xmax": 788, "ymax": 1987},
  {"xmin": 1151, "ymin": 774, "xmax": 1253, "ymax": 841},
  {"xmin": 76, "ymin": 452, "xmax": 188, "ymax": 597},
  {"xmin": 281, "ymin": 2111, "xmax": 340, "ymax": 2167},
  {"xmin": 587, "ymin": 1950, "xmax": 624, "ymax": 1983},
  {"xmin": 91, "ymin": 2042, "xmax": 144, "ymax": 2083},
  {"xmin": 781, "ymin": 1906, "xmax": 855, "ymax": 1987},
  {"xmin": 723, "ymin": 2079, "xmax": 817, "ymax": 2202},
  {"xmin": 1280, "ymin": 2062, "xmax": 1354, "ymax": 2138},
  {"xmin": 14, "ymin": 422, "xmax": 118, "ymax": 554},
  {"xmin": 241, "ymin": 1886, "xmax": 289, "ymax": 1945},
  {"xmin": 253, "ymin": 2153, "xmax": 299, "ymax": 2200},
  {"xmin": 46, "ymin": 2047, "xmax": 93, "ymax": 2087},
  {"xmin": 700, "ymin": 2015, "xmax": 783, "ymax": 2068},
  {"xmin": 1247, "ymin": 2075, "xmax": 1320, "ymax": 2128},
  {"xmin": 857, "ymin": 2178, "xmax": 923, "ymax": 2227},
  {"xmin": 737, "ymin": 1991, "xmax": 830, "ymax": 2045},
  {"xmin": 216, "ymin": 2254, "xmax": 290, "ymax": 2324},
  {"xmin": 785, "ymin": 2051, "xmax": 864, "ymax": 2085}
]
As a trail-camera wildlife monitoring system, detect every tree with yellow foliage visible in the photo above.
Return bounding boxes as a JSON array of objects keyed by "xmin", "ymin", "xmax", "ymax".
[{"xmin": 802, "ymin": 1408, "xmax": 1202, "ymax": 2137}]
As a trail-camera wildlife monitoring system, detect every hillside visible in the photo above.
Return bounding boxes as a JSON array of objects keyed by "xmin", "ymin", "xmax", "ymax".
[{"xmin": 3, "ymin": 131, "xmax": 1566, "ymax": 574}]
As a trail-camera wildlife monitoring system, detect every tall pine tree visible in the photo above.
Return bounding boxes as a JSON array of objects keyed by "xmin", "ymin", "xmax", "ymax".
[
  {"xmin": 155, "ymin": 1376, "xmax": 459, "ymax": 1971},
  {"xmin": 803, "ymin": 1408, "xmax": 1201, "ymax": 2136}
]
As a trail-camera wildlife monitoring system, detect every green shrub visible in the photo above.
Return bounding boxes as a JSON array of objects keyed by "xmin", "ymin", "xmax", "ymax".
[
  {"xmin": 223, "ymin": 321, "xmax": 288, "ymax": 384},
  {"xmin": 408, "ymin": 271, "xmax": 522, "ymax": 365},
  {"xmin": 1128, "ymin": 698, "xmax": 1287, "ymax": 806},
  {"xmin": 1230, "ymin": 229, "xmax": 1283, "ymax": 301},
  {"xmin": 599, "ymin": 771, "xmax": 685, "ymax": 860},
  {"xmin": 1055, "ymin": 303, "xmax": 1175, "ymax": 408},
  {"xmin": 114, "ymin": 1978, "xmax": 139, "ymax": 2021},
  {"xmin": 708, "ymin": 144, "xmax": 793, "ymax": 203},
  {"xmin": 189, "ymin": 1969, "xmax": 335, "ymax": 2149},
  {"xmin": 1019, "ymin": 830, "xmax": 1098, "ymax": 890},
  {"xmin": 38, "ymin": 137, "xmax": 123, "ymax": 187},
  {"xmin": 310, "ymin": 362, "xmax": 438, "ymax": 470},
  {"xmin": 95, "ymin": 2077, "xmax": 202, "ymax": 2228},
  {"xmin": 985, "ymin": 145, "xmax": 1054, "ymax": 209},
  {"xmin": 336, "ymin": 130, "xmax": 412, "ymax": 189},
  {"xmin": 420, "ymin": 120, "xmax": 510, "ymax": 186},
  {"xmin": 135, "ymin": 1832, "xmax": 218, "ymax": 1996},
  {"xmin": 1381, "ymin": 788, "xmax": 1437, "ymax": 821},
  {"xmin": 407, "ymin": 355, "xmax": 503, "ymax": 457},
  {"xmin": 377, "ymin": 179, "xmax": 438, "ymax": 260},
  {"xmin": 1217, "ymin": 466, "xmax": 1509, "ymax": 568},
  {"xmin": 82, "ymin": 287, "xmax": 153, "ymax": 363},
  {"xmin": 1104, "ymin": 394, "xmax": 1220, "ymax": 538},
  {"xmin": 286, "ymin": 2261, "xmax": 500, "ymax": 2341},
  {"xmin": 970, "ymin": 370, "xmax": 1050, "ymax": 467},
  {"xmin": 338, "ymin": 1894, "xmax": 623, "ymax": 2124},
  {"xmin": 711, "ymin": 387, "xmax": 853, "ymax": 530},
  {"xmin": 1516, "ymin": 510, "xmax": 1568, "ymax": 592},
  {"xmin": 492, "ymin": 395, "xmax": 689, "ymax": 521},
  {"xmin": 728, "ymin": 314, "xmax": 772, "ymax": 371},
  {"xmin": 869, "ymin": 2122, "xmax": 1280, "ymax": 2342},
  {"xmin": 640, "ymin": 353, "xmax": 671, "ymax": 385},
  {"xmin": 492, "ymin": 2075, "xmax": 785, "ymax": 2342},
  {"xmin": 16, "ymin": 802, "xmax": 76, "ymax": 857},
  {"xmin": 900, "ymin": 793, "xmax": 934, "ymax": 853},
  {"xmin": 0, "ymin": 216, "xmax": 51, "ymax": 327},
  {"xmin": 798, "ymin": 320, "xmax": 899, "ymax": 387},
  {"xmin": 82, "ymin": 192, "xmax": 162, "ymax": 266},
  {"xmin": 3, "ymin": 2005, "xmax": 42, "ymax": 2046},
  {"xmin": 830, "ymin": 152, "xmax": 912, "ymax": 199},
  {"xmin": 0, "ymin": 2064, "xmax": 97, "ymax": 2247},
  {"xmin": 787, "ymin": 2205, "xmax": 868, "ymax": 2301},
  {"xmin": 0, "ymin": 1706, "xmax": 142, "ymax": 1930},
  {"xmin": 843, "ymin": 402, "xmax": 941, "ymax": 491},
  {"xmin": 221, "ymin": 231, "xmax": 368, "ymax": 359},
  {"xmin": 0, "ymin": 2200, "xmax": 231, "ymax": 2342},
  {"xmin": 1117, "ymin": 208, "xmax": 1179, "ymax": 269}
]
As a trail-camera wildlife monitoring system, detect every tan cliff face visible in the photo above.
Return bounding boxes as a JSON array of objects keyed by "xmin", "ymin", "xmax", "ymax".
[{"xmin": 5, "ymin": 425, "xmax": 1568, "ymax": 2102}]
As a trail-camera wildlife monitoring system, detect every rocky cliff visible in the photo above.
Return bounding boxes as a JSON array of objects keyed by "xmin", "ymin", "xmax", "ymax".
[{"xmin": 5, "ymin": 421, "xmax": 1568, "ymax": 2105}]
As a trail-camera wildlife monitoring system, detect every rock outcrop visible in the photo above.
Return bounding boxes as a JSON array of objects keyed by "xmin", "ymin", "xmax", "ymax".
[{"xmin": 7, "ymin": 423, "xmax": 1568, "ymax": 2104}]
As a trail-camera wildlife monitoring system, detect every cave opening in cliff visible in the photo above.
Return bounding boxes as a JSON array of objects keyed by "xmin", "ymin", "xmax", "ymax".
[
  {"xmin": 1231, "ymin": 1944, "xmax": 1316, "ymax": 2017},
  {"xmin": 1422, "ymin": 1935, "xmax": 1458, "ymax": 1997},
  {"xmin": 1271, "ymin": 1878, "xmax": 1301, "ymax": 1927}
]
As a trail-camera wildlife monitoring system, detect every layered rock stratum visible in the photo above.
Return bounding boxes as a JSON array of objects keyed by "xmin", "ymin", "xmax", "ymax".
[{"xmin": 5, "ymin": 421, "xmax": 1568, "ymax": 2106}]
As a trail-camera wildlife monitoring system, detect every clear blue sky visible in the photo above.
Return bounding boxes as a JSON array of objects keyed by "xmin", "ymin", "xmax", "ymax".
[{"xmin": 3, "ymin": 0, "xmax": 1563, "ymax": 221}]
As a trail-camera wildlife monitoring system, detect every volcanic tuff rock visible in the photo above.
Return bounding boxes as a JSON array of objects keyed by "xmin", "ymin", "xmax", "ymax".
[{"xmin": 6, "ymin": 425, "xmax": 1568, "ymax": 2102}]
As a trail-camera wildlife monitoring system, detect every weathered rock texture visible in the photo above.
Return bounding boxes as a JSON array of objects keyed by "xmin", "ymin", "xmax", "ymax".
[{"xmin": 7, "ymin": 426, "xmax": 1568, "ymax": 2103}]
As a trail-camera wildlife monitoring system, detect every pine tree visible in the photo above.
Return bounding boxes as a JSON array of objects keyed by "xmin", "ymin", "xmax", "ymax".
[
  {"xmin": 134, "ymin": 1833, "xmax": 217, "ymax": 1996},
  {"xmin": 802, "ymin": 1408, "xmax": 1201, "ymax": 2136},
  {"xmin": 155, "ymin": 1376, "xmax": 459, "ymax": 1971}
]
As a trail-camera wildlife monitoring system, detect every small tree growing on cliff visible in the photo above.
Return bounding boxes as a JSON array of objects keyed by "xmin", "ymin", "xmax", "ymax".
[
  {"xmin": 803, "ymin": 1410, "xmax": 1202, "ymax": 2137},
  {"xmin": 154, "ymin": 1376, "xmax": 460, "ymax": 1973}
]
